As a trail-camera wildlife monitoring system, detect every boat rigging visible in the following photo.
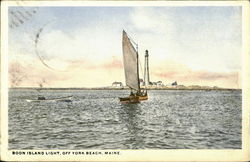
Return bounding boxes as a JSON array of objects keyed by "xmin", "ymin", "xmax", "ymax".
[{"xmin": 119, "ymin": 30, "xmax": 149, "ymax": 104}]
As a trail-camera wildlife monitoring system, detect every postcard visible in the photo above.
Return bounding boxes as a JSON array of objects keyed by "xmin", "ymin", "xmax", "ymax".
[{"xmin": 1, "ymin": 0, "xmax": 250, "ymax": 161}]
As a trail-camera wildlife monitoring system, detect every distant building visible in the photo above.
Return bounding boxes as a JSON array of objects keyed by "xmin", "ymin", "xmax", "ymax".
[
  {"xmin": 112, "ymin": 82, "xmax": 123, "ymax": 88},
  {"xmin": 171, "ymin": 81, "xmax": 177, "ymax": 86},
  {"xmin": 148, "ymin": 81, "xmax": 164, "ymax": 87},
  {"xmin": 139, "ymin": 78, "xmax": 144, "ymax": 86},
  {"xmin": 150, "ymin": 82, "xmax": 157, "ymax": 86},
  {"xmin": 156, "ymin": 81, "xmax": 164, "ymax": 87}
]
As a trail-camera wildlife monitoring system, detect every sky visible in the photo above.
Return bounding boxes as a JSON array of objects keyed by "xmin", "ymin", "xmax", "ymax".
[{"xmin": 8, "ymin": 6, "xmax": 242, "ymax": 88}]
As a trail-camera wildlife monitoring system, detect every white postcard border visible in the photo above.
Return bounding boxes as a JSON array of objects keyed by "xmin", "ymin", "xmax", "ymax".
[{"xmin": 1, "ymin": 1, "xmax": 249, "ymax": 161}]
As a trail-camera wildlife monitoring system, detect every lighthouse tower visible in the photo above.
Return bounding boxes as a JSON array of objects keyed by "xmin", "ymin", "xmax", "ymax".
[{"xmin": 144, "ymin": 50, "xmax": 150, "ymax": 87}]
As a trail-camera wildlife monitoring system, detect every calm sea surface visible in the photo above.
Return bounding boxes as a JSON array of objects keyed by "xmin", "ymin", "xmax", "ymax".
[{"xmin": 9, "ymin": 89, "xmax": 241, "ymax": 149}]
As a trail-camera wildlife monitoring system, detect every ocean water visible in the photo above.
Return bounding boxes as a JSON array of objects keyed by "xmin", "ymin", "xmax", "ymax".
[{"xmin": 8, "ymin": 89, "xmax": 242, "ymax": 149}]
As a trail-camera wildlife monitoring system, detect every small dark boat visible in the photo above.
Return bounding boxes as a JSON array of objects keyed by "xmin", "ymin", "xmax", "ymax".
[{"xmin": 26, "ymin": 95, "xmax": 73, "ymax": 102}]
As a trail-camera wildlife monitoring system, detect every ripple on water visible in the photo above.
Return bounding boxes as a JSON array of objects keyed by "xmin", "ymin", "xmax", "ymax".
[{"xmin": 8, "ymin": 89, "xmax": 242, "ymax": 149}]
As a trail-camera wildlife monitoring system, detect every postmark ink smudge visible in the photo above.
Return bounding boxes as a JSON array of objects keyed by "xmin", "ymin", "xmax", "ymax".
[{"xmin": 9, "ymin": 0, "xmax": 38, "ymax": 29}]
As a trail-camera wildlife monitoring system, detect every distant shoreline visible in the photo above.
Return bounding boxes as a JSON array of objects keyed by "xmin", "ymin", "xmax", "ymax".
[{"xmin": 9, "ymin": 87, "xmax": 241, "ymax": 91}]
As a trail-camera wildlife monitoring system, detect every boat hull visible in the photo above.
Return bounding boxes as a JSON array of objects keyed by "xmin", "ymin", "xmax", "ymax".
[
  {"xmin": 119, "ymin": 94, "xmax": 148, "ymax": 104},
  {"xmin": 138, "ymin": 95, "xmax": 148, "ymax": 100},
  {"xmin": 119, "ymin": 96, "xmax": 140, "ymax": 104}
]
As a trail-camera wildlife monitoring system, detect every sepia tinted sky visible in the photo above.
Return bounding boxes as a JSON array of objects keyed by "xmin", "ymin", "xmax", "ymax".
[{"xmin": 8, "ymin": 6, "xmax": 242, "ymax": 88}]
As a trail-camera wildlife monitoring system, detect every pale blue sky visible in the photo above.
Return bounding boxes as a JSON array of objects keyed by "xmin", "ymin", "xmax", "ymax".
[{"xmin": 8, "ymin": 6, "xmax": 242, "ymax": 87}]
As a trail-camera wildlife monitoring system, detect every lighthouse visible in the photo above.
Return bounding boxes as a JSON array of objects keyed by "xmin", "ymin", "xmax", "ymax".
[{"xmin": 144, "ymin": 50, "xmax": 150, "ymax": 87}]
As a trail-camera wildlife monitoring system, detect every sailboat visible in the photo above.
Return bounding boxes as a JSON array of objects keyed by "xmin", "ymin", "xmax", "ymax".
[{"xmin": 119, "ymin": 30, "xmax": 148, "ymax": 104}]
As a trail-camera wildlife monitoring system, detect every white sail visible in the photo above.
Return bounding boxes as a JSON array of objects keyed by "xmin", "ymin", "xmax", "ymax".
[{"xmin": 122, "ymin": 30, "xmax": 140, "ymax": 91}]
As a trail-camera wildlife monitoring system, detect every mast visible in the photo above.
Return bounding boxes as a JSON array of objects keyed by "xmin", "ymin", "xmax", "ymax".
[{"xmin": 136, "ymin": 44, "xmax": 140, "ymax": 93}]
